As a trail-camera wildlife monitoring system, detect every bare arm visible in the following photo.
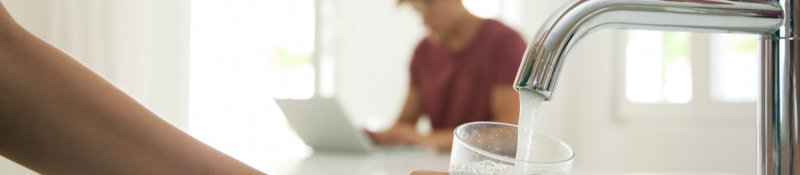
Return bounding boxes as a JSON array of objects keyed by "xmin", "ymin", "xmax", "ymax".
[
  {"xmin": 419, "ymin": 84, "xmax": 520, "ymax": 149},
  {"xmin": 396, "ymin": 86, "xmax": 424, "ymax": 125},
  {"xmin": 367, "ymin": 86, "xmax": 424, "ymax": 145},
  {"xmin": 489, "ymin": 84, "xmax": 521, "ymax": 125},
  {"xmin": 0, "ymin": 3, "xmax": 263, "ymax": 174}
]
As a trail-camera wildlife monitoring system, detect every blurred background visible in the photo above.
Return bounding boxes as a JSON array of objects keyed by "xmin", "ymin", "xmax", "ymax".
[{"xmin": 0, "ymin": 0, "xmax": 757, "ymax": 174}]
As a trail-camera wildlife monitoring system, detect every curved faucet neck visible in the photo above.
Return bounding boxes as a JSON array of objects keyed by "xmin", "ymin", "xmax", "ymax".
[{"xmin": 512, "ymin": 0, "xmax": 783, "ymax": 100}]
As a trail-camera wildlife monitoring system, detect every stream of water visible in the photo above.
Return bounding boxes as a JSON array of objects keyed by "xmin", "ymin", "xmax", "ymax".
[
  {"xmin": 515, "ymin": 89, "xmax": 547, "ymax": 174},
  {"xmin": 450, "ymin": 89, "xmax": 548, "ymax": 175}
]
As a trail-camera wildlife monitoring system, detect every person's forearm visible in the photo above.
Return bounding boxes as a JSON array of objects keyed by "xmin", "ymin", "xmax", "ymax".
[
  {"xmin": 490, "ymin": 84, "xmax": 520, "ymax": 125},
  {"xmin": 421, "ymin": 114, "xmax": 518, "ymax": 150},
  {"xmin": 421, "ymin": 128, "xmax": 455, "ymax": 150},
  {"xmin": 0, "ymin": 4, "xmax": 262, "ymax": 174},
  {"xmin": 492, "ymin": 113, "xmax": 520, "ymax": 125},
  {"xmin": 396, "ymin": 86, "xmax": 423, "ymax": 125}
]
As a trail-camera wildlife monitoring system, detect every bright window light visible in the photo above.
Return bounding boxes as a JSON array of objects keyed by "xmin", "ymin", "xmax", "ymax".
[
  {"xmin": 463, "ymin": 0, "xmax": 501, "ymax": 19},
  {"xmin": 319, "ymin": 54, "xmax": 335, "ymax": 98},
  {"xmin": 189, "ymin": 0, "xmax": 313, "ymax": 174},
  {"xmin": 710, "ymin": 34, "xmax": 758, "ymax": 103},
  {"xmin": 268, "ymin": 0, "xmax": 316, "ymax": 100},
  {"xmin": 626, "ymin": 30, "xmax": 693, "ymax": 103}
]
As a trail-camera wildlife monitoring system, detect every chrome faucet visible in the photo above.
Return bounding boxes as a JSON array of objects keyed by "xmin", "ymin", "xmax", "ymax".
[{"xmin": 513, "ymin": 0, "xmax": 792, "ymax": 174}]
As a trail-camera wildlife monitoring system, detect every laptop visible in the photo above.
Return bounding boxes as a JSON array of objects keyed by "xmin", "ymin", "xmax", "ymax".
[{"xmin": 275, "ymin": 98, "xmax": 418, "ymax": 154}]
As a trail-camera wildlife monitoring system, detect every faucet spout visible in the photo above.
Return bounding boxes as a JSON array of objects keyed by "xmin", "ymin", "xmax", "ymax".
[{"xmin": 513, "ymin": 0, "xmax": 783, "ymax": 100}]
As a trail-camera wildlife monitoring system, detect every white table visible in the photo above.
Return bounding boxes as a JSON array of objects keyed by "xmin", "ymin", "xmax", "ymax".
[
  {"xmin": 273, "ymin": 153, "xmax": 741, "ymax": 175},
  {"xmin": 280, "ymin": 152, "xmax": 451, "ymax": 175}
]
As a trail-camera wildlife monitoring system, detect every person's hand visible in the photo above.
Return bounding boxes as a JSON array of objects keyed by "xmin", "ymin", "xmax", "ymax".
[
  {"xmin": 408, "ymin": 170, "xmax": 448, "ymax": 175},
  {"xmin": 366, "ymin": 123, "xmax": 422, "ymax": 146}
]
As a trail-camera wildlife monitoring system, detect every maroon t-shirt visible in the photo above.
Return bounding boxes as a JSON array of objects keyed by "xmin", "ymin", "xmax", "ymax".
[{"xmin": 410, "ymin": 20, "xmax": 526, "ymax": 129}]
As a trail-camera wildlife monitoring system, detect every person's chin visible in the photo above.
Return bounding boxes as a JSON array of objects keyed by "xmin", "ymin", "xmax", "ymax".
[{"xmin": 424, "ymin": 26, "xmax": 443, "ymax": 34}]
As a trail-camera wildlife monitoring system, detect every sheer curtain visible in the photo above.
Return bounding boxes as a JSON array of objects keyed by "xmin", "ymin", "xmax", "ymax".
[
  {"xmin": 3, "ymin": 0, "xmax": 190, "ymax": 129},
  {"xmin": 0, "ymin": 0, "xmax": 189, "ymax": 174}
]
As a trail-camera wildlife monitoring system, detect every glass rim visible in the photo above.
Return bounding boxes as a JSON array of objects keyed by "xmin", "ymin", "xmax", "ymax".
[{"xmin": 453, "ymin": 121, "xmax": 575, "ymax": 165}]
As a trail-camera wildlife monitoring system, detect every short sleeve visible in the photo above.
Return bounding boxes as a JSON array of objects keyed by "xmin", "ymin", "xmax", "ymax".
[{"xmin": 493, "ymin": 30, "xmax": 527, "ymax": 84}]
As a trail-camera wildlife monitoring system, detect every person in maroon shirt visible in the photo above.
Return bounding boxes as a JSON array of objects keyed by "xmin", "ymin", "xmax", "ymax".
[{"xmin": 367, "ymin": 0, "xmax": 527, "ymax": 150}]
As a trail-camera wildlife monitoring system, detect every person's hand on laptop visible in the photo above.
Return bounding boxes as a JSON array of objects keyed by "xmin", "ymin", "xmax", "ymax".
[{"xmin": 367, "ymin": 123, "xmax": 422, "ymax": 146}]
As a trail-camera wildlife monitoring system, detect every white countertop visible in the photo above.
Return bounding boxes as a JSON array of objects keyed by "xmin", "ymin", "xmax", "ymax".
[
  {"xmin": 272, "ymin": 152, "xmax": 742, "ymax": 175},
  {"xmin": 277, "ymin": 151, "xmax": 451, "ymax": 175}
]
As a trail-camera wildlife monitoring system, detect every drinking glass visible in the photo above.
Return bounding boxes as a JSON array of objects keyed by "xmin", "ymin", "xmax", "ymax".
[{"xmin": 450, "ymin": 122, "xmax": 574, "ymax": 175}]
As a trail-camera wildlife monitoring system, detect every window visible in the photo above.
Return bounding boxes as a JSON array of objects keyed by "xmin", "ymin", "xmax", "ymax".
[
  {"xmin": 267, "ymin": 1, "xmax": 317, "ymax": 100},
  {"xmin": 189, "ymin": 0, "xmax": 315, "ymax": 173},
  {"xmin": 710, "ymin": 34, "xmax": 758, "ymax": 102},
  {"xmin": 463, "ymin": 0, "xmax": 502, "ymax": 19},
  {"xmin": 617, "ymin": 30, "xmax": 757, "ymax": 122},
  {"xmin": 625, "ymin": 31, "xmax": 693, "ymax": 103}
]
